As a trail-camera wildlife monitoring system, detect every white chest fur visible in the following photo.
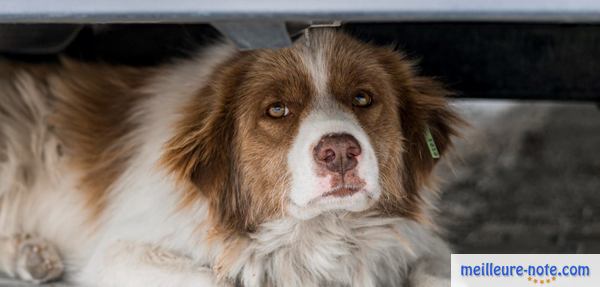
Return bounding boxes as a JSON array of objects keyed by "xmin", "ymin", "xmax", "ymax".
[{"xmin": 225, "ymin": 213, "xmax": 447, "ymax": 287}]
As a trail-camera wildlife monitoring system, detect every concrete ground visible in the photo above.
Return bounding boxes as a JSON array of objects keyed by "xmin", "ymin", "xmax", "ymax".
[
  {"xmin": 1, "ymin": 101, "xmax": 599, "ymax": 285},
  {"xmin": 437, "ymin": 101, "xmax": 600, "ymax": 253}
]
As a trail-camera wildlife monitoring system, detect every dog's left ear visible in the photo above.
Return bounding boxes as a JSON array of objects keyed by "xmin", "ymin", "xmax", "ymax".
[
  {"xmin": 400, "ymin": 76, "xmax": 462, "ymax": 192},
  {"xmin": 378, "ymin": 49, "xmax": 464, "ymax": 201}
]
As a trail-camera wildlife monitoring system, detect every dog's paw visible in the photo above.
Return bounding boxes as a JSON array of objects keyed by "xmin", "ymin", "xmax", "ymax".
[{"xmin": 15, "ymin": 236, "xmax": 64, "ymax": 283}]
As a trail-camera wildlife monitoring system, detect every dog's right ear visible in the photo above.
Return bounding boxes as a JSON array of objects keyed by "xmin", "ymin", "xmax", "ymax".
[{"xmin": 161, "ymin": 52, "xmax": 257, "ymax": 232}]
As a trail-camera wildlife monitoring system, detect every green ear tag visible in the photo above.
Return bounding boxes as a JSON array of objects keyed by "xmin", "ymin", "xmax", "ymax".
[{"xmin": 424, "ymin": 127, "xmax": 440, "ymax": 159}]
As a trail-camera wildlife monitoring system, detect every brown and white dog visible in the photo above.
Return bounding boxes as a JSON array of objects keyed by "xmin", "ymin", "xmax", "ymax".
[{"xmin": 0, "ymin": 29, "xmax": 461, "ymax": 287}]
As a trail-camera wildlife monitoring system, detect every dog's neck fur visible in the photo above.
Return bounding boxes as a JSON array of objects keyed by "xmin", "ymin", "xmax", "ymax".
[{"xmin": 216, "ymin": 212, "xmax": 443, "ymax": 287}]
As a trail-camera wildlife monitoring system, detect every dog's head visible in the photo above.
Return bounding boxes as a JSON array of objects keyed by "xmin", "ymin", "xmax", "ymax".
[{"xmin": 162, "ymin": 30, "xmax": 461, "ymax": 232}]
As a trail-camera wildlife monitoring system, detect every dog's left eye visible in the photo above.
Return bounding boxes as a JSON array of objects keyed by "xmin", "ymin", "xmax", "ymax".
[
  {"xmin": 352, "ymin": 92, "xmax": 373, "ymax": 108},
  {"xmin": 266, "ymin": 102, "xmax": 289, "ymax": 118}
]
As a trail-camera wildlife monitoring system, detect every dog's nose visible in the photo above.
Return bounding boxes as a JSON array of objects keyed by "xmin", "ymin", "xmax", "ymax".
[{"xmin": 313, "ymin": 133, "xmax": 362, "ymax": 174}]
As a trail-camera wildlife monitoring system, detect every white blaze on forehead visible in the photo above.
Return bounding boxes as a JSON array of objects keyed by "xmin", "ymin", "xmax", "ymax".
[
  {"xmin": 286, "ymin": 42, "xmax": 381, "ymax": 219},
  {"xmin": 299, "ymin": 40, "xmax": 328, "ymax": 97}
]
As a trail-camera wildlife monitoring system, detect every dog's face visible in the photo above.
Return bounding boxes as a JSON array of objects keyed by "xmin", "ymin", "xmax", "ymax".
[{"xmin": 163, "ymin": 30, "xmax": 460, "ymax": 232}]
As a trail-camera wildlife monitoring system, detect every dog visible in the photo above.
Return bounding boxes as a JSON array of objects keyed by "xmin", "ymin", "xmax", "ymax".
[{"xmin": 0, "ymin": 29, "xmax": 461, "ymax": 287}]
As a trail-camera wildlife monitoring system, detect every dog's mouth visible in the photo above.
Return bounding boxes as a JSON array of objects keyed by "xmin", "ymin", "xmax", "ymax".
[
  {"xmin": 322, "ymin": 184, "xmax": 363, "ymax": 198},
  {"xmin": 288, "ymin": 182, "xmax": 378, "ymax": 219}
]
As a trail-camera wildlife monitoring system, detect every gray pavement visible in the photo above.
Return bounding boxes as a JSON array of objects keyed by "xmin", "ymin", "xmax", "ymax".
[{"xmin": 437, "ymin": 101, "xmax": 600, "ymax": 253}]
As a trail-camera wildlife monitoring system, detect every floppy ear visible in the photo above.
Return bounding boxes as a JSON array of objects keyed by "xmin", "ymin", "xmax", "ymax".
[
  {"xmin": 378, "ymin": 49, "xmax": 463, "ymax": 208},
  {"xmin": 161, "ymin": 53, "xmax": 256, "ymax": 232},
  {"xmin": 399, "ymin": 76, "xmax": 462, "ymax": 196}
]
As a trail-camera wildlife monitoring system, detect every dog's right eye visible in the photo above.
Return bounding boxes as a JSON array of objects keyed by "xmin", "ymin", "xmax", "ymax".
[
  {"xmin": 266, "ymin": 102, "xmax": 289, "ymax": 118},
  {"xmin": 352, "ymin": 92, "xmax": 373, "ymax": 108}
]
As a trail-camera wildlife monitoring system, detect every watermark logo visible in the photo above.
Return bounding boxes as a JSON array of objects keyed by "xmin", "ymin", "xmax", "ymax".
[{"xmin": 452, "ymin": 254, "xmax": 596, "ymax": 287}]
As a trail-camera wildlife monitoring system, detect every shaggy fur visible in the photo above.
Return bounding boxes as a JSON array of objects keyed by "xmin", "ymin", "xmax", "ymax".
[{"xmin": 0, "ymin": 30, "xmax": 461, "ymax": 287}]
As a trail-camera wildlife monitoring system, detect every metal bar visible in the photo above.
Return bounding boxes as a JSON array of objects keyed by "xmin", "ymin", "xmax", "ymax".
[{"xmin": 1, "ymin": 0, "xmax": 600, "ymax": 23}]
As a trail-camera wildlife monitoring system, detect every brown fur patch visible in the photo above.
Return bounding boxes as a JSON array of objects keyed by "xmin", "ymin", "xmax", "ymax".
[
  {"xmin": 161, "ymin": 52, "xmax": 258, "ymax": 233},
  {"xmin": 376, "ymin": 48, "xmax": 464, "ymax": 221},
  {"xmin": 49, "ymin": 59, "xmax": 151, "ymax": 220}
]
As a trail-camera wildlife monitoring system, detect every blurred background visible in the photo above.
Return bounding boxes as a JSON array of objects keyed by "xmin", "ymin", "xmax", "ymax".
[{"xmin": 437, "ymin": 101, "xmax": 600, "ymax": 253}]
